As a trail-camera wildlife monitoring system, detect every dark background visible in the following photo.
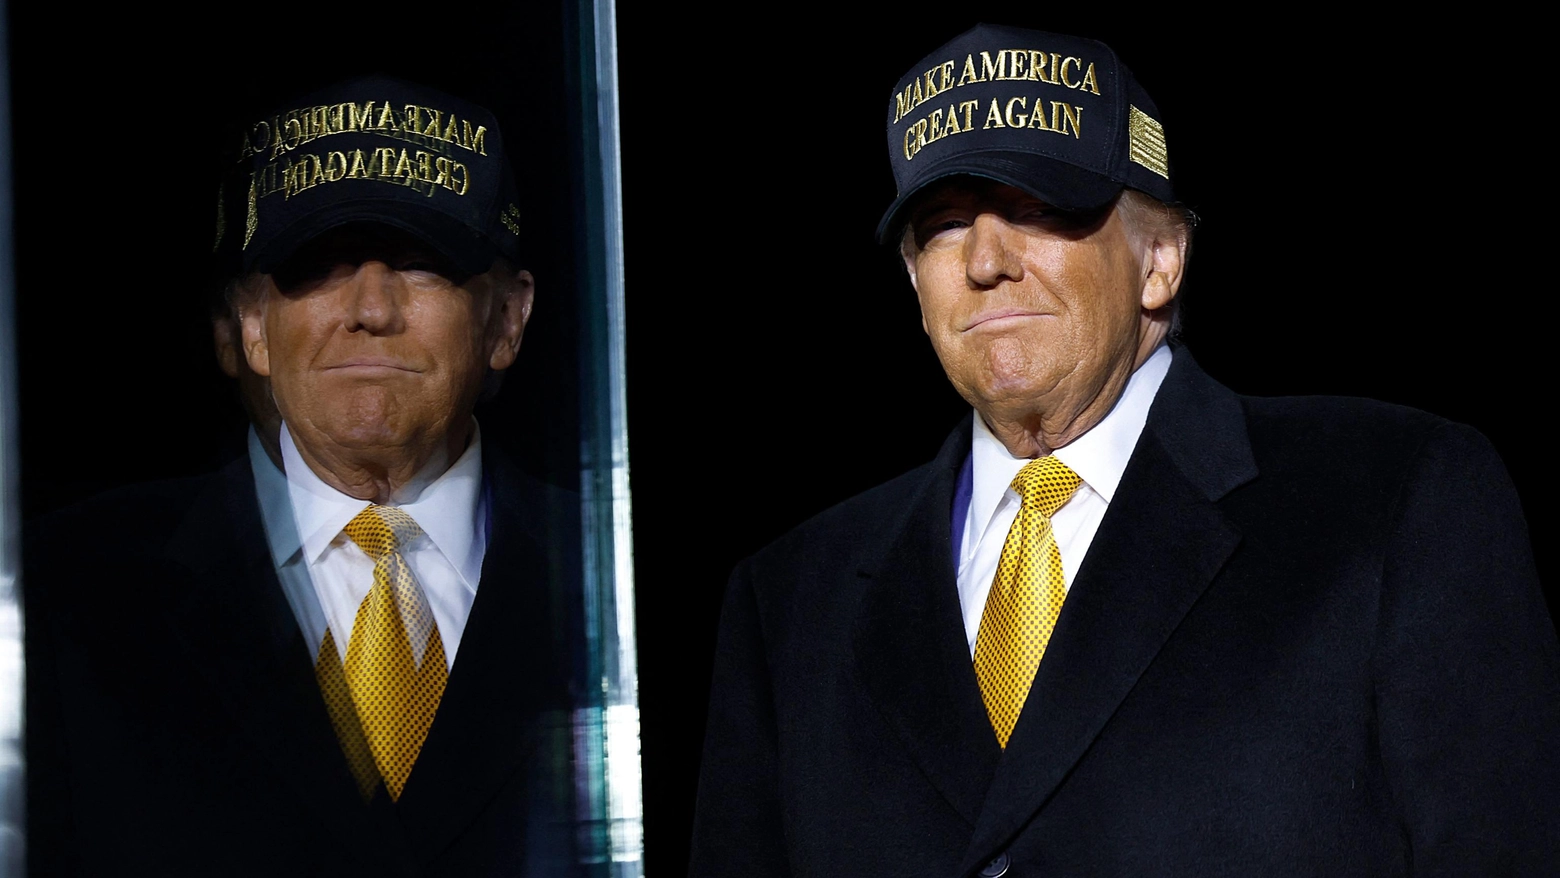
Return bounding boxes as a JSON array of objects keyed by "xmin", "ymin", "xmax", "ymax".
[
  {"xmin": 7, "ymin": 3, "xmax": 1549, "ymax": 876},
  {"xmin": 617, "ymin": 6, "xmax": 1552, "ymax": 875}
]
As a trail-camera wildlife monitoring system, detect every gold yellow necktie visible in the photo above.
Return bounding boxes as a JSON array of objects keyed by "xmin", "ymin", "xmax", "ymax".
[
  {"xmin": 973, "ymin": 456, "xmax": 1082, "ymax": 747},
  {"xmin": 314, "ymin": 505, "xmax": 448, "ymax": 801}
]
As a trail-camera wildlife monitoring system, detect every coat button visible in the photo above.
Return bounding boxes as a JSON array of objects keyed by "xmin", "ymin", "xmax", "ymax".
[{"xmin": 978, "ymin": 853, "xmax": 1010, "ymax": 877}]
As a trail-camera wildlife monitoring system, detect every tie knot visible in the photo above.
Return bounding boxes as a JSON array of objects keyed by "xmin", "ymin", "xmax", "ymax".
[
  {"xmin": 1010, "ymin": 456, "xmax": 1081, "ymax": 518},
  {"xmin": 343, "ymin": 505, "xmax": 424, "ymax": 558}
]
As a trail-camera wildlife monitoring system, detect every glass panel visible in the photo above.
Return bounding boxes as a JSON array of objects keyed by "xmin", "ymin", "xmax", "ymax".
[
  {"xmin": 0, "ymin": 1, "xmax": 25, "ymax": 872},
  {"xmin": 5, "ymin": 2, "xmax": 640, "ymax": 873},
  {"xmin": 570, "ymin": 0, "xmax": 644, "ymax": 873}
]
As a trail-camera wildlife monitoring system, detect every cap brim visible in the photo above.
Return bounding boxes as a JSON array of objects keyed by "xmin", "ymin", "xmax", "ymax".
[
  {"xmin": 875, "ymin": 150, "xmax": 1124, "ymax": 245},
  {"xmin": 244, "ymin": 199, "xmax": 499, "ymax": 277}
]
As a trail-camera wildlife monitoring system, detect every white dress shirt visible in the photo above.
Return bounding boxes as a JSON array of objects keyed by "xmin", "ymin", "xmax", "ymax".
[
  {"xmin": 249, "ymin": 422, "xmax": 488, "ymax": 670},
  {"xmin": 247, "ymin": 428, "xmax": 330, "ymax": 663},
  {"xmin": 956, "ymin": 344, "xmax": 1172, "ymax": 656}
]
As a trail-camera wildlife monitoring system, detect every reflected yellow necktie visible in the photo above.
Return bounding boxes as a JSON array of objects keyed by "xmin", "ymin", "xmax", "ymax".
[
  {"xmin": 314, "ymin": 505, "xmax": 448, "ymax": 801},
  {"xmin": 973, "ymin": 456, "xmax": 1081, "ymax": 747}
]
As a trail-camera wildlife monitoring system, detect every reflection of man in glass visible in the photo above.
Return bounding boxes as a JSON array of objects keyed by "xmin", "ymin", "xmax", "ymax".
[{"xmin": 27, "ymin": 77, "xmax": 581, "ymax": 876}]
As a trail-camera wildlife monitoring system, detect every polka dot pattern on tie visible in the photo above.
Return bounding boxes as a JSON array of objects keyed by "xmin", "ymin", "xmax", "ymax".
[
  {"xmin": 315, "ymin": 629, "xmax": 379, "ymax": 800},
  {"xmin": 316, "ymin": 504, "xmax": 448, "ymax": 802},
  {"xmin": 972, "ymin": 456, "xmax": 1082, "ymax": 748}
]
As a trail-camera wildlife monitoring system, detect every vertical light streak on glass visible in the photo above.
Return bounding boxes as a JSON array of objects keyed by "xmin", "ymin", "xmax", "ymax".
[
  {"xmin": 0, "ymin": 0, "xmax": 26, "ymax": 873},
  {"xmin": 591, "ymin": 2, "xmax": 642, "ymax": 872},
  {"xmin": 574, "ymin": 0, "xmax": 641, "ymax": 873}
]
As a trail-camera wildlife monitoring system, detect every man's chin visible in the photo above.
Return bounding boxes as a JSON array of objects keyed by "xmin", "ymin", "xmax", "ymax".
[
  {"xmin": 277, "ymin": 383, "xmax": 474, "ymax": 473},
  {"xmin": 959, "ymin": 371, "xmax": 1065, "ymax": 414},
  {"xmin": 288, "ymin": 413, "xmax": 424, "ymax": 458}
]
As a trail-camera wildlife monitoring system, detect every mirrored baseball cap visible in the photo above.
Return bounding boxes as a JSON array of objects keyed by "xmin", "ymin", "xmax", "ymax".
[{"xmin": 215, "ymin": 76, "xmax": 525, "ymax": 276}]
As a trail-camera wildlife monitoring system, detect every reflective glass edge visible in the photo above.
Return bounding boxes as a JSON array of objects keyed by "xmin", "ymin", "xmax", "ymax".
[
  {"xmin": 573, "ymin": 0, "xmax": 642, "ymax": 873},
  {"xmin": 0, "ymin": 0, "xmax": 26, "ymax": 871}
]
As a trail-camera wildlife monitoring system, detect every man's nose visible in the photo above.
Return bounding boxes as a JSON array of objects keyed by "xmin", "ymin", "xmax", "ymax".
[
  {"xmin": 343, "ymin": 262, "xmax": 406, "ymax": 334},
  {"xmin": 964, "ymin": 214, "xmax": 1025, "ymax": 288}
]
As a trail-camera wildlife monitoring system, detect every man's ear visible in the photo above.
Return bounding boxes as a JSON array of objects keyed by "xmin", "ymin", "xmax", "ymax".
[
  {"xmin": 212, "ymin": 315, "xmax": 241, "ymax": 378},
  {"xmin": 487, "ymin": 269, "xmax": 535, "ymax": 371},
  {"xmin": 239, "ymin": 298, "xmax": 272, "ymax": 378},
  {"xmin": 1140, "ymin": 226, "xmax": 1188, "ymax": 312}
]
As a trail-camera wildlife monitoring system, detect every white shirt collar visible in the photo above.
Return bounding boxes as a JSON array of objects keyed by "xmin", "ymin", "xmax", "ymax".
[
  {"xmin": 280, "ymin": 420, "xmax": 487, "ymax": 590},
  {"xmin": 249, "ymin": 427, "xmax": 301, "ymax": 568},
  {"xmin": 968, "ymin": 344, "xmax": 1173, "ymax": 532}
]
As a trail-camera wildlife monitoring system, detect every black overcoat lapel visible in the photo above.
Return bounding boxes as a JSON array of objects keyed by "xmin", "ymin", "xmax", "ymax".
[
  {"xmin": 392, "ymin": 452, "xmax": 575, "ymax": 862},
  {"xmin": 852, "ymin": 417, "xmax": 1003, "ymax": 827},
  {"xmin": 161, "ymin": 459, "xmax": 417, "ymax": 874},
  {"xmin": 957, "ymin": 350, "xmax": 1259, "ymax": 875}
]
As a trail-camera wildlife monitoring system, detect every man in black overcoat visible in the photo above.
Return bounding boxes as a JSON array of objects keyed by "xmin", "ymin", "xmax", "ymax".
[
  {"xmin": 25, "ymin": 77, "xmax": 585, "ymax": 876},
  {"xmin": 689, "ymin": 24, "xmax": 1560, "ymax": 877}
]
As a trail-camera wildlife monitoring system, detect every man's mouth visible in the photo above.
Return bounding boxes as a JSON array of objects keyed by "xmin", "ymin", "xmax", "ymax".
[
  {"xmin": 963, "ymin": 309, "xmax": 1048, "ymax": 331},
  {"xmin": 326, "ymin": 357, "xmax": 419, "ymax": 373}
]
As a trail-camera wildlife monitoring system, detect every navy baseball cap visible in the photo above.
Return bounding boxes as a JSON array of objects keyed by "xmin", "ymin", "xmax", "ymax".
[
  {"xmin": 878, "ymin": 24, "xmax": 1175, "ymax": 243},
  {"xmin": 215, "ymin": 76, "xmax": 525, "ymax": 276}
]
